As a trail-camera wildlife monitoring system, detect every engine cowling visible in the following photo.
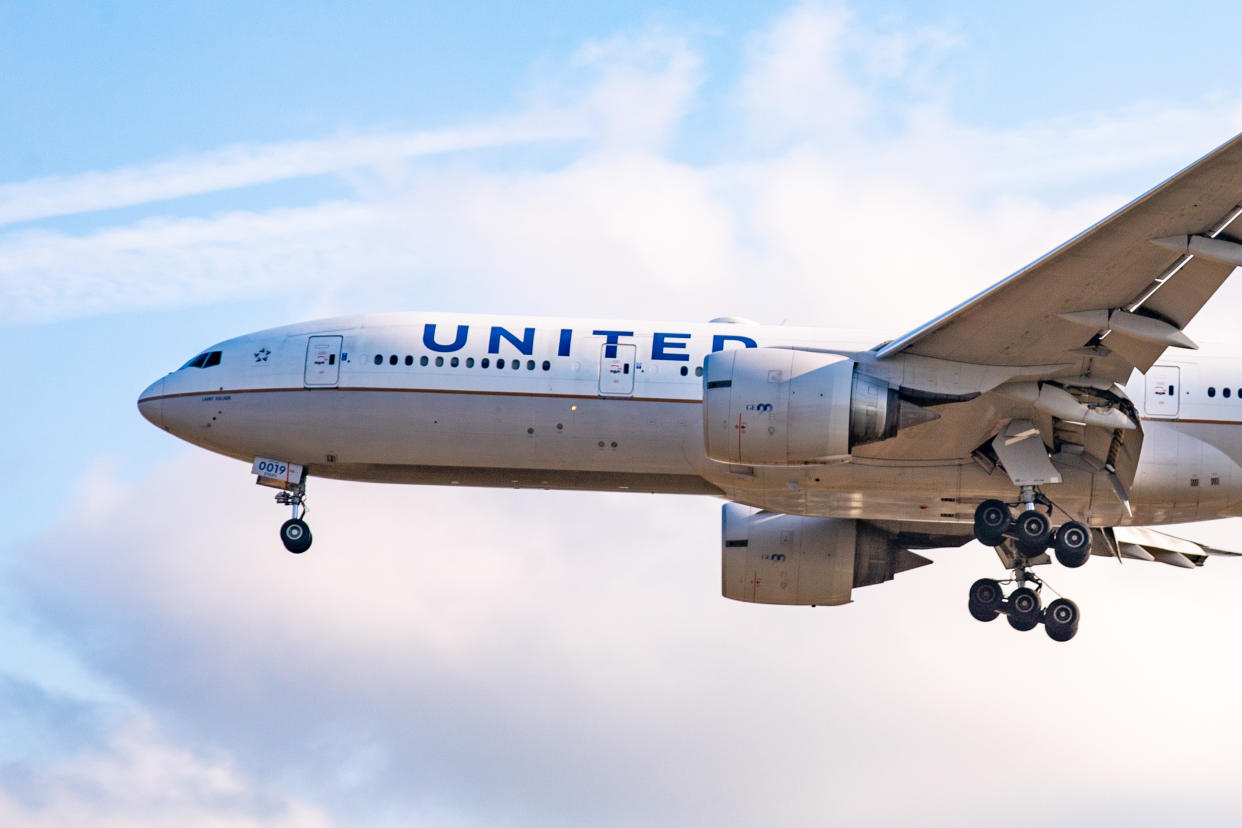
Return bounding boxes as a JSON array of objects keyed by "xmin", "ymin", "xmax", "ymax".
[
  {"xmin": 703, "ymin": 348, "xmax": 918, "ymax": 465},
  {"xmin": 721, "ymin": 504, "xmax": 932, "ymax": 606}
]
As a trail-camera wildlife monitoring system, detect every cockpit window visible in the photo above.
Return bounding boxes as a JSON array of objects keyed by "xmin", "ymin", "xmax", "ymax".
[{"xmin": 182, "ymin": 350, "xmax": 222, "ymax": 369}]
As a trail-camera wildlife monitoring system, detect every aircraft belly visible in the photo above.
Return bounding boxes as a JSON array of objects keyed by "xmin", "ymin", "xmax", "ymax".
[
  {"xmin": 711, "ymin": 458, "xmax": 1105, "ymax": 525},
  {"xmin": 164, "ymin": 389, "xmax": 702, "ymax": 478},
  {"xmin": 158, "ymin": 384, "xmax": 1242, "ymax": 527}
]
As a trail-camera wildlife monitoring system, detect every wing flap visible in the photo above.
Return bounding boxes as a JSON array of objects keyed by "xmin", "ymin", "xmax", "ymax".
[{"xmin": 1095, "ymin": 525, "xmax": 1242, "ymax": 568}]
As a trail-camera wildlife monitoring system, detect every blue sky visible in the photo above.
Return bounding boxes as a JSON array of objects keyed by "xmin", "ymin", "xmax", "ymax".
[{"xmin": 5, "ymin": 2, "xmax": 1242, "ymax": 825}]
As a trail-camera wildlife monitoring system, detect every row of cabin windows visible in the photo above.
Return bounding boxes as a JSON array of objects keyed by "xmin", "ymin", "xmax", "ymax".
[
  {"xmin": 372, "ymin": 353, "xmax": 705, "ymax": 378},
  {"xmin": 1206, "ymin": 387, "xmax": 1242, "ymax": 399},
  {"xmin": 375, "ymin": 354, "xmax": 552, "ymax": 371}
]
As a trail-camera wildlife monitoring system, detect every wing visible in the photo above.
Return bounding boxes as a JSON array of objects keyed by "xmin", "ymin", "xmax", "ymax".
[
  {"xmin": 877, "ymin": 132, "xmax": 1242, "ymax": 383},
  {"xmin": 1098, "ymin": 526, "xmax": 1242, "ymax": 568}
]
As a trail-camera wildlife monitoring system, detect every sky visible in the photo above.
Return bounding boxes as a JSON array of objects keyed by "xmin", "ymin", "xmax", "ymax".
[{"xmin": 5, "ymin": 1, "xmax": 1242, "ymax": 825}]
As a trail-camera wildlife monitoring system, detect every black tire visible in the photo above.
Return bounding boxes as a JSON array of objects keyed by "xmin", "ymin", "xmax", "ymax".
[
  {"xmin": 1013, "ymin": 510, "xmax": 1052, "ymax": 549},
  {"xmin": 973, "ymin": 500, "xmax": 1011, "ymax": 546},
  {"xmin": 1044, "ymin": 598, "xmax": 1080, "ymax": 642},
  {"xmin": 1008, "ymin": 586, "xmax": 1041, "ymax": 628},
  {"xmin": 280, "ymin": 518, "xmax": 312, "ymax": 554},
  {"xmin": 1016, "ymin": 541, "xmax": 1047, "ymax": 560},
  {"xmin": 1007, "ymin": 613, "xmax": 1039, "ymax": 632},
  {"xmin": 969, "ymin": 578, "xmax": 1004, "ymax": 610},
  {"xmin": 969, "ymin": 601, "xmax": 1000, "ymax": 622},
  {"xmin": 1054, "ymin": 522, "xmax": 1092, "ymax": 568}
]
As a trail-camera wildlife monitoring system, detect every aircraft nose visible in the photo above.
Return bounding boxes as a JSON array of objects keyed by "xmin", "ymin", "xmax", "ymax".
[{"xmin": 138, "ymin": 377, "xmax": 166, "ymax": 429}]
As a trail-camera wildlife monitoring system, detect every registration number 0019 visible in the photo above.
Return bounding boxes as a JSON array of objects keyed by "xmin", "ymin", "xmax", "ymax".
[{"xmin": 251, "ymin": 457, "xmax": 304, "ymax": 484}]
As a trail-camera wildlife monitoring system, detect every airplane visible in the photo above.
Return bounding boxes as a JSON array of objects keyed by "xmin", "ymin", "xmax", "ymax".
[{"xmin": 138, "ymin": 132, "xmax": 1242, "ymax": 643}]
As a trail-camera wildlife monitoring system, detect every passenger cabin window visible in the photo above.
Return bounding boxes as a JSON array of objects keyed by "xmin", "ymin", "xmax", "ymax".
[
  {"xmin": 420, "ymin": 356, "xmax": 429, "ymax": 367},
  {"xmin": 374, "ymin": 355, "xmax": 382, "ymax": 365},
  {"xmin": 467, "ymin": 357, "xmax": 476, "ymax": 368},
  {"xmin": 1209, "ymin": 387, "xmax": 1216, "ymax": 398},
  {"xmin": 481, "ymin": 358, "xmax": 490, "ymax": 368}
]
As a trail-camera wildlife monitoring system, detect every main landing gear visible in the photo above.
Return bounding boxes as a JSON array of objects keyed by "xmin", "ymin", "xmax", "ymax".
[
  {"xmin": 275, "ymin": 482, "xmax": 312, "ymax": 554},
  {"xmin": 968, "ymin": 487, "xmax": 1089, "ymax": 642},
  {"xmin": 968, "ymin": 571, "xmax": 1081, "ymax": 642}
]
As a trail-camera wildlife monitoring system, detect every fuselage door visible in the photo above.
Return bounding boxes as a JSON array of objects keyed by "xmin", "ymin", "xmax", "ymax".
[
  {"xmin": 1145, "ymin": 364, "xmax": 1180, "ymax": 418},
  {"xmin": 304, "ymin": 335, "xmax": 343, "ymax": 387},
  {"xmin": 599, "ymin": 343, "xmax": 637, "ymax": 396}
]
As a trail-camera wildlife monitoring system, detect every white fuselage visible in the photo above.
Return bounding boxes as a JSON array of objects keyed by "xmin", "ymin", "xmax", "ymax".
[{"xmin": 137, "ymin": 312, "xmax": 1242, "ymax": 531}]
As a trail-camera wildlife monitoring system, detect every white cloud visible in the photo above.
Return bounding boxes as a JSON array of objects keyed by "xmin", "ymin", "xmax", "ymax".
[
  {"xmin": 2, "ymin": 8, "xmax": 1239, "ymax": 332},
  {"xmin": 0, "ymin": 27, "xmax": 701, "ymax": 231},
  {"xmin": 0, "ymin": 716, "xmax": 338, "ymax": 828},
  {"xmin": 7, "ymin": 102, "xmax": 1239, "ymax": 330},
  {"xmin": 13, "ymin": 450, "xmax": 1242, "ymax": 826},
  {"xmin": 566, "ymin": 29, "xmax": 704, "ymax": 150},
  {"xmin": 0, "ymin": 121, "xmax": 583, "ymax": 229},
  {"xmin": 736, "ymin": 2, "xmax": 961, "ymax": 146},
  {"xmin": 738, "ymin": 3, "xmax": 869, "ymax": 142}
]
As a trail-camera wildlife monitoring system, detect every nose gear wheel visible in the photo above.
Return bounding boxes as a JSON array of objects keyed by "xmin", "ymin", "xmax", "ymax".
[{"xmin": 275, "ymin": 481, "xmax": 312, "ymax": 553}]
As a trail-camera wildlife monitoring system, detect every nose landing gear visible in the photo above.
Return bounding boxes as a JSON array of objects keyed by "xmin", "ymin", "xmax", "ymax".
[
  {"xmin": 968, "ymin": 490, "xmax": 1087, "ymax": 642},
  {"xmin": 275, "ymin": 484, "xmax": 312, "ymax": 553},
  {"xmin": 252, "ymin": 457, "xmax": 313, "ymax": 554}
]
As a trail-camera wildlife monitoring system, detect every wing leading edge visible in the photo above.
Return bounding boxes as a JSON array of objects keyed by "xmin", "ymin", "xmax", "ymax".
[{"xmin": 877, "ymin": 132, "xmax": 1242, "ymax": 382}]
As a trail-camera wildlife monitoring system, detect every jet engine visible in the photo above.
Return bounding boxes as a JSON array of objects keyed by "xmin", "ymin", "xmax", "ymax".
[
  {"xmin": 702, "ymin": 348, "xmax": 936, "ymax": 465},
  {"xmin": 721, "ymin": 503, "xmax": 932, "ymax": 606}
]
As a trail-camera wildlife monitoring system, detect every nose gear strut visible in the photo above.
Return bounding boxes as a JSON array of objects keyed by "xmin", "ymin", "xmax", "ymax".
[{"xmin": 275, "ymin": 482, "xmax": 312, "ymax": 553}]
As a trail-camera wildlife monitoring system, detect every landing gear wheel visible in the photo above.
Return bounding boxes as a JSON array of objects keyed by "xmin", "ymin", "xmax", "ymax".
[
  {"xmin": 1014, "ymin": 510, "xmax": 1052, "ymax": 549},
  {"xmin": 1007, "ymin": 586, "xmax": 1041, "ymax": 631},
  {"xmin": 1044, "ymin": 598, "xmax": 1080, "ymax": 642},
  {"xmin": 280, "ymin": 518, "xmax": 312, "ymax": 553},
  {"xmin": 969, "ymin": 603, "xmax": 998, "ymax": 622},
  {"xmin": 1054, "ymin": 521, "xmax": 1092, "ymax": 568},
  {"xmin": 1007, "ymin": 614, "xmax": 1038, "ymax": 632},
  {"xmin": 967, "ymin": 578, "xmax": 1004, "ymax": 622},
  {"xmin": 973, "ymin": 499, "xmax": 1011, "ymax": 546}
]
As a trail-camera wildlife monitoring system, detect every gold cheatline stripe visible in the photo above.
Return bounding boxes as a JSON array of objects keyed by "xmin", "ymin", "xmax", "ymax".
[{"xmin": 139, "ymin": 386, "xmax": 702, "ymax": 405}]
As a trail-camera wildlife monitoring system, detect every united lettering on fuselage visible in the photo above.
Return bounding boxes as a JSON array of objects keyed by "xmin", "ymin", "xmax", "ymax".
[{"xmin": 414, "ymin": 322, "xmax": 757, "ymax": 360}]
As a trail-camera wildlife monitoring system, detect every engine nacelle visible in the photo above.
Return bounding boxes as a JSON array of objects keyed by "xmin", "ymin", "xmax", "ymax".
[
  {"xmin": 703, "ymin": 348, "xmax": 914, "ymax": 465},
  {"xmin": 721, "ymin": 504, "xmax": 931, "ymax": 606}
]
